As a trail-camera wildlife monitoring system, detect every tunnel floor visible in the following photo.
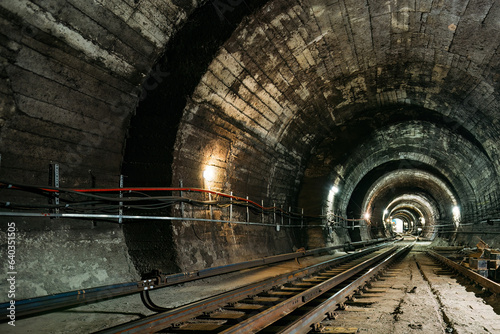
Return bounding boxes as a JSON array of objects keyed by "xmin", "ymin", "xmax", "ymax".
[
  {"xmin": 321, "ymin": 245, "xmax": 500, "ymax": 333},
  {"xmin": 2, "ymin": 241, "xmax": 500, "ymax": 333}
]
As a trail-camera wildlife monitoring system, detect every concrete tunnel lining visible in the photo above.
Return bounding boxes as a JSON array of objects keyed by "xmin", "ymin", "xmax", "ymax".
[
  {"xmin": 0, "ymin": 0, "xmax": 500, "ymax": 298},
  {"xmin": 359, "ymin": 169, "xmax": 457, "ymax": 235}
]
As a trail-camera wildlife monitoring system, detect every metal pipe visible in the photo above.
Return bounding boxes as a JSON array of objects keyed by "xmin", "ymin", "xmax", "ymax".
[
  {"xmin": 208, "ymin": 187, "xmax": 212, "ymax": 220},
  {"xmin": 118, "ymin": 175, "xmax": 123, "ymax": 224},
  {"xmin": 0, "ymin": 212, "xmax": 327, "ymax": 228},
  {"xmin": 274, "ymin": 202, "xmax": 278, "ymax": 231},
  {"xmin": 246, "ymin": 195, "xmax": 249, "ymax": 222},
  {"xmin": 261, "ymin": 199, "xmax": 264, "ymax": 223},
  {"xmin": 281, "ymin": 204, "xmax": 284, "ymax": 226},
  {"xmin": 179, "ymin": 180, "xmax": 184, "ymax": 217},
  {"xmin": 229, "ymin": 191, "xmax": 233, "ymax": 222},
  {"xmin": 301, "ymin": 208, "xmax": 304, "ymax": 228}
]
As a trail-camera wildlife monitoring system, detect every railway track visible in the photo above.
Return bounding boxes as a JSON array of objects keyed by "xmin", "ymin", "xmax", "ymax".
[
  {"xmin": 312, "ymin": 247, "xmax": 500, "ymax": 334},
  {"xmin": 1, "ymin": 238, "xmax": 391, "ymax": 320},
  {"xmin": 5, "ymin": 241, "xmax": 499, "ymax": 333},
  {"xmin": 97, "ymin": 244, "xmax": 412, "ymax": 334}
]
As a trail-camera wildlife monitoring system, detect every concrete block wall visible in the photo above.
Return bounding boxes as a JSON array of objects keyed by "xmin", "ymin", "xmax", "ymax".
[
  {"xmin": 335, "ymin": 121, "xmax": 497, "ymax": 214},
  {"xmin": 173, "ymin": 0, "xmax": 500, "ymax": 250},
  {"xmin": 171, "ymin": 99, "xmax": 303, "ymax": 270},
  {"xmin": 0, "ymin": 0, "xmax": 202, "ymax": 185},
  {"xmin": 0, "ymin": 0, "xmax": 500, "ymax": 298},
  {"xmin": 0, "ymin": 0, "xmax": 203, "ymax": 298}
]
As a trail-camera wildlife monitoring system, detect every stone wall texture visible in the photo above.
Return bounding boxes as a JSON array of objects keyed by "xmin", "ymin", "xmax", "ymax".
[
  {"xmin": 0, "ymin": 0, "xmax": 499, "ymax": 297},
  {"xmin": 0, "ymin": 0, "xmax": 204, "ymax": 298}
]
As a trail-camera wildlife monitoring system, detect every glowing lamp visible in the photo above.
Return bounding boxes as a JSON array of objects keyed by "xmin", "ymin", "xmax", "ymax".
[{"xmin": 203, "ymin": 166, "xmax": 215, "ymax": 181}]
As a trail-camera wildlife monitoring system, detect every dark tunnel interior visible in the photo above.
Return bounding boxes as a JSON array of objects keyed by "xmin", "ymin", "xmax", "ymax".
[{"xmin": 0, "ymin": 0, "xmax": 500, "ymax": 302}]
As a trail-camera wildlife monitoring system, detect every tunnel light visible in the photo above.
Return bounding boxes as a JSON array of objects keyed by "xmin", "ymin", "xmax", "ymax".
[
  {"xmin": 364, "ymin": 212, "xmax": 370, "ymax": 220},
  {"xmin": 203, "ymin": 166, "xmax": 216, "ymax": 182},
  {"xmin": 328, "ymin": 185, "xmax": 339, "ymax": 202},
  {"xmin": 452, "ymin": 206, "xmax": 460, "ymax": 225}
]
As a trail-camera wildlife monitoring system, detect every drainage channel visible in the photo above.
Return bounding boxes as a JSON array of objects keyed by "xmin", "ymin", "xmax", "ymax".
[
  {"xmin": 414, "ymin": 257, "xmax": 456, "ymax": 334},
  {"xmin": 415, "ymin": 251, "xmax": 500, "ymax": 334}
]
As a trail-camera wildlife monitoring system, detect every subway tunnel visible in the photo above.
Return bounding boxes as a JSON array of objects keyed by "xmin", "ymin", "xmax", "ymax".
[{"xmin": 0, "ymin": 0, "xmax": 500, "ymax": 315}]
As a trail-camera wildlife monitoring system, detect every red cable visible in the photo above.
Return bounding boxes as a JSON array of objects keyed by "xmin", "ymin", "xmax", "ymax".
[
  {"xmin": 0, "ymin": 183, "xmax": 363, "ymax": 220},
  {"xmin": 1, "ymin": 183, "xmax": 277, "ymax": 211}
]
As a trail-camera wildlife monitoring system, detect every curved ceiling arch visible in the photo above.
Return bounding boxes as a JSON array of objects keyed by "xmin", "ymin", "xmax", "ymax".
[
  {"xmin": 359, "ymin": 169, "xmax": 457, "ymax": 227},
  {"xmin": 182, "ymin": 0, "xmax": 500, "ymax": 155},
  {"xmin": 338, "ymin": 151, "xmax": 470, "ymax": 216},
  {"xmin": 387, "ymin": 194, "xmax": 442, "ymax": 236},
  {"xmin": 391, "ymin": 209, "xmax": 420, "ymax": 233},
  {"xmin": 330, "ymin": 121, "xmax": 497, "ymax": 216},
  {"xmin": 164, "ymin": 0, "xmax": 500, "ymax": 244},
  {"xmin": 388, "ymin": 194, "xmax": 441, "ymax": 221}
]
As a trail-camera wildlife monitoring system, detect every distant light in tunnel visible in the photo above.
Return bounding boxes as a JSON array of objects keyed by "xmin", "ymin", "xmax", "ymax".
[
  {"xmin": 393, "ymin": 218, "xmax": 404, "ymax": 233},
  {"xmin": 331, "ymin": 186, "xmax": 339, "ymax": 194},
  {"xmin": 364, "ymin": 212, "xmax": 370, "ymax": 220},
  {"xmin": 453, "ymin": 205, "xmax": 461, "ymax": 225},
  {"xmin": 203, "ymin": 166, "xmax": 216, "ymax": 182}
]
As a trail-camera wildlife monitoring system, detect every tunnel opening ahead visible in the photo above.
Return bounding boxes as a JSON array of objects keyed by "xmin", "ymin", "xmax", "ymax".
[{"xmin": 2, "ymin": 0, "xmax": 500, "ymax": 305}]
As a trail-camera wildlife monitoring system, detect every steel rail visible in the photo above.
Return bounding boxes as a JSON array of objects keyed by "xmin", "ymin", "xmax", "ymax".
[
  {"xmin": 95, "ymin": 245, "xmax": 390, "ymax": 334},
  {"xmin": 0, "ymin": 239, "xmax": 393, "ymax": 320},
  {"xmin": 278, "ymin": 244, "xmax": 412, "ymax": 334},
  {"xmin": 426, "ymin": 250, "xmax": 500, "ymax": 294},
  {"xmin": 219, "ymin": 246, "xmax": 401, "ymax": 334}
]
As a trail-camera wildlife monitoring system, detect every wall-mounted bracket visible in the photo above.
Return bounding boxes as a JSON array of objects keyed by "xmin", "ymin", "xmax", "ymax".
[
  {"xmin": 49, "ymin": 163, "xmax": 60, "ymax": 217},
  {"xmin": 118, "ymin": 175, "xmax": 124, "ymax": 224}
]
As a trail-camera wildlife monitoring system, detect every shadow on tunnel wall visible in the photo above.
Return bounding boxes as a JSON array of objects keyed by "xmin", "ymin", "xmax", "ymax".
[{"xmin": 120, "ymin": 0, "xmax": 270, "ymax": 275}]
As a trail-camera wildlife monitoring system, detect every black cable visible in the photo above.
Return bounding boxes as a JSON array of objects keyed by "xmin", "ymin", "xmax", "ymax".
[{"xmin": 0, "ymin": 181, "xmax": 324, "ymax": 220}]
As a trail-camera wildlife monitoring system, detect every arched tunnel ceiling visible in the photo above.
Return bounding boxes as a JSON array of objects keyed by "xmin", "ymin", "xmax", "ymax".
[
  {"xmin": 1, "ymin": 0, "xmax": 500, "ymax": 297},
  {"xmin": 1, "ymin": 0, "xmax": 500, "ymax": 222},
  {"xmin": 169, "ymin": 0, "xmax": 500, "ymax": 224},
  {"xmin": 335, "ymin": 121, "xmax": 497, "ymax": 217},
  {"xmin": 360, "ymin": 169, "xmax": 457, "ymax": 224},
  {"xmin": 387, "ymin": 193, "xmax": 440, "ymax": 224},
  {"xmin": 387, "ymin": 193, "xmax": 445, "ymax": 236},
  {"xmin": 388, "ymin": 194, "xmax": 439, "ymax": 224}
]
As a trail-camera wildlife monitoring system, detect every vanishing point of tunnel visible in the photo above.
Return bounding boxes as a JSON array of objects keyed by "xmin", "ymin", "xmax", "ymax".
[{"xmin": 0, "ymin": 0, "xmax": 500, "ymax": 332}]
